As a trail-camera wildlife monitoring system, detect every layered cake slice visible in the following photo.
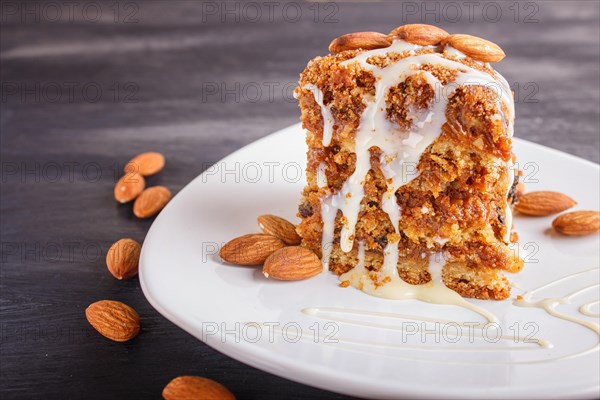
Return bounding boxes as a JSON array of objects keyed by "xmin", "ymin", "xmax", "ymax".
[{"xmin": 295, "ymin": 25, "xmax": 523, "ymax": 300}]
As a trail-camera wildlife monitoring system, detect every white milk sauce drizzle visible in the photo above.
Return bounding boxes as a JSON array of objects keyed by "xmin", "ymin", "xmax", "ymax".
[
  {"xmin": 340, "ymin": 250, "xmax": 498, "ymax": 324},
  {"xmin": 302, "ymin": 84, "xmax": 335, "ymax": 147},
  {"xmin": 514, "ymin": 268, "xmax": 600, "ymax": 335},
  {"xmin": 301, "ymin": 306, "xmax": 551, "ymax": 350},
  {"xmin": 580, "ymin": 300, "xmax": 600, "ymax": 318},
  {"xmin": 300, "ymin": 268, "xmax": 600, "ymax": 361},
  {"xmin": 305, "ymin": 40, "xmax": 515, "ymax": 300},
  {"xmin": 316, "ymin": 162, "xmax": 328, "ymax": 188}
]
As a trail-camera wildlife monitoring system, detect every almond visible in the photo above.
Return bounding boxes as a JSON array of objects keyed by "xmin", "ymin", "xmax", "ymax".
[
  {"xmin": 162, "ymin": 376, "xmax": 236, "ymax": 400},
  {"xmin": 329, "ymin": 32, "xmax": 392, "ymax": 54},
  {"xmin": 133, "ymin": 186, "xmax": 172, "ymax": 218},
  {"xmin": 552, "ymin": 211, "xmax": 600, "ymax": 236},
  {"xmin": 85, "ymin": 300, "xmax": 140, "ymax": 342},
  {"xmin": 257, "ymin": 215, "xmax": 301, "ymax": 245},
  {"xmin": 106, "ymin": 238, "xmax": 141, "ymax": 280},
  {"xmin": 441, "ymin": 34, "xmax": 506, "ymax": 62},
  {"xmin": 124, "ymin": 152, "xmax": 165, "ymax": 177},
  {"xmin": 388, "ymin": 24, "xmax": 449, "ymax": 45},
  {"xmin": 515, "ymin": 191, "xmax": 576, "ymax": 216},
  {"xmin": 114, "ymin": 172, "xmax": 145, "ymax": 203},
  {"xmin": 220, "ymin": 234, "xmax": 285, "ymax": 266},
  {"xmin": 263, "ymin": 246, "xmax": 322, "ymax": 281}
]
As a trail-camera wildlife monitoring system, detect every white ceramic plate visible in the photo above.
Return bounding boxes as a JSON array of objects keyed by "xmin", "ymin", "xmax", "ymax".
[{"xmin": 140, "ymin": 123, "xmax": 600, "ymax": 399}]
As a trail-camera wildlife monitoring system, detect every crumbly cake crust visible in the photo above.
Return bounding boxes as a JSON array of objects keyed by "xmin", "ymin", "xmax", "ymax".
[{"xmin": 295, "ymin": 46, "xmax": 523, "ymax": 300}]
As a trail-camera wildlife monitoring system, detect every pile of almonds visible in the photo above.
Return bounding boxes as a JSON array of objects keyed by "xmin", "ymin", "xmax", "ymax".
[
  {"xmin": 515, "ymin": 190, "xmax": 600, "ymax": 236},
  {"xmin": 220, "ymin": 215, "xmax": 322, "ymax": 280},
  {"xmin": 328, "ymin": 23, "xmax": 506, "ymax": 63},
  {"xmin": 85, "ymin": 151, "xmax": 235, "ymax": 398},
  {"xmin": 87, "ymin": 152, "xmax": 170, "ymax": 342},
  {"xmin": 113, "ymin": 151, "xmax": 172, "ymax": 218}
]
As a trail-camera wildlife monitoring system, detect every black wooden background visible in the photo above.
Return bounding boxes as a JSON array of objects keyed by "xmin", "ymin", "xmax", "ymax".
[{"xmin": 1, "ymin": 1, "xmax": 599, "ymax": 399}]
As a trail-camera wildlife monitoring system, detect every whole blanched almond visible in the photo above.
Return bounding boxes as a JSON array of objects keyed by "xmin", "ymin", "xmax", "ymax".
[
  {"xmin": 220, "ymin": 234, "xmax": 285, "ymax": 266},
  {"xmin": 162, "ymin": 376, "xmax": 236, "ymax": 400},
  {"xmin": 114, "ymin": 173, "xmax": 145, "ymax": 203},
  {"xmin": 263, "ymin": 246, "xmax": 322, "ymax": 281},
  {"xmin": 552, "ymin": 211, "xmax": 600, "ymax": 236},
  {"xmin": 124, "ymin": 152, "xmax": 165, "ymax": 177},
  {"xmin": 106, "ymin": 238, "xmax": 141, "ymax": 280},
  {"xmin": 442, "ymin": 34, "xmax": 506, "ymax": 62},
  {"xmin": 257, "ymin": 215, "xmax": 301, "ymax": 245},
  {"xmin": 85, "ymin": 300, "xmax": 140, "ymax": 342},
  {"xmin": 515, "ymin": 191, "xmax": 576, "ymax": 216},
  {"xmin": 388, "ymin": 24, "xmax": 449, "ymax": 45},
  {"xmin": 133, "ymin": 186, "xmax": 172, "ymax": 218},
  {"xmin": 329, "ymin": 32, "xmax": 392, "ymax": 54}
]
